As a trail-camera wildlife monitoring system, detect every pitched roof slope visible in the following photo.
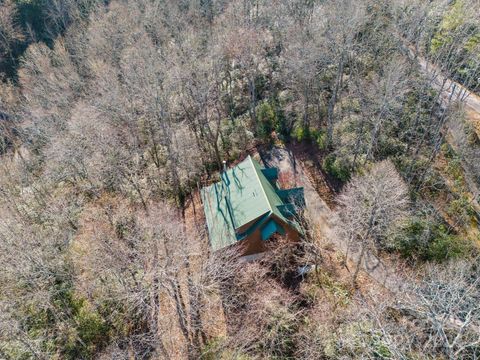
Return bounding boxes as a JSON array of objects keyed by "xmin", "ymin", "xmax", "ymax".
[
  {"xmin": 250, "ymin": 158, "xmax": 290, "ymax": 224},
  {"xmin": 201, "ymin": 155, "xmax": 302, "ymax": 251}
]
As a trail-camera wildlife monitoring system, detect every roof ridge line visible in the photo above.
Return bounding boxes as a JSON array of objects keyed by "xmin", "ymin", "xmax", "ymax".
[{"xmin": 248, "ymin": 155, "xmax": 273, "ymax": 217}]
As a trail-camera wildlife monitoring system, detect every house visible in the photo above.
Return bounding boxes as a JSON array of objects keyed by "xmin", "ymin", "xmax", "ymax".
[{"xmin": 201, "ymin": 155, "xmax": 305, "ymax": 257}]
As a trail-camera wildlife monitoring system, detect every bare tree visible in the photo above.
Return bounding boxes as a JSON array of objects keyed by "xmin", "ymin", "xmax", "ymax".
[
  {"xmin": 213, "ymin": 3, "xmax": 273, "ymax": 133},
  {"xmin": 366, "ymin": 260, "xmax": 480, "ymax": 359},
  {"xmin": 19, "ymin": 39, "xmax": 82, "ymax": 146},
  {"xmin": 280, "ymin": 5, "xmax": 326, "ymax": 131},
  {"xmin": 0, "ymin": 79, "xmax": 20, "ymax": 153},
  {"xmin": 322, "ymin": 0, "xmax": 366, "ymax": 147},
  {"xmin": 337, "ymin": 160, "xmax": 410, "ymax": 284},
  {"xmin": 0, "ymin": 0, "xmax": 24, "ymax": 60},
  {"xmin": 73, "ymin": 199, "xmax": 245, "ymax": 359},
  {"xmin": 399, "ymin": 260, "xmax": 480, "ymax": 359}
]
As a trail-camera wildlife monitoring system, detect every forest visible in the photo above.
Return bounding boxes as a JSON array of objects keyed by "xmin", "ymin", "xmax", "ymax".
[{"xmin": 0, "ymin": 0, "xmax": 480, "ymax": 359}]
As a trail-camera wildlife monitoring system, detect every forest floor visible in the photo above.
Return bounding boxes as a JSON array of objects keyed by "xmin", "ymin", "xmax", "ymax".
[{"xmin": 260, "ymin": 144, "xmax": 409, "ymax": 293}]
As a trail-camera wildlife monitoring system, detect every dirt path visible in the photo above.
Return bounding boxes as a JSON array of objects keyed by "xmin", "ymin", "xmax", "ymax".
[{"xmin": 261, "ymin": 145, "xmax": 407, "ymax": 292}]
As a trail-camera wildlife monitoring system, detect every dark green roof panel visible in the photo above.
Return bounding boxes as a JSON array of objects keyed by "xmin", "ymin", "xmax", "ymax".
[
  {"xmin": 277, "ymin": 188, "xmax": 305, "ymax": 208},
  {"xmin": 261, "ymin": 167, "xmax": 278, "ymax": 181},
  {"xmin": 261, "ymin": 219, "xmax": 285, "ymax": 240}
]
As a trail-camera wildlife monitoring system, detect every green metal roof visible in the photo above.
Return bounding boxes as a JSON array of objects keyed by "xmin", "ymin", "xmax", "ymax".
[{"xmin": 201, "ymin": 155, "xmax": 304, "ymax": 251}]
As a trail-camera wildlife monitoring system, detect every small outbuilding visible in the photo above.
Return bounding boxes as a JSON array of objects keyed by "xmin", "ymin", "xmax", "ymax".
[{"xmin": 201, "ymin": 155, "xmax": 305, "ymax": 257}]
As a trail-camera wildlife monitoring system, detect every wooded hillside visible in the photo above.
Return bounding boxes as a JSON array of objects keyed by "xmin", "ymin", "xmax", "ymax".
[{"xmin": 0, "ymin": 0, "xmax": 479, "ymax": 359}]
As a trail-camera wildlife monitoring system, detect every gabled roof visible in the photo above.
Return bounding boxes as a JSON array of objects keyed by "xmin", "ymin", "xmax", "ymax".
[{"xmin": 201, "ymin": 155, "xmax": 304, "ymax": 251}]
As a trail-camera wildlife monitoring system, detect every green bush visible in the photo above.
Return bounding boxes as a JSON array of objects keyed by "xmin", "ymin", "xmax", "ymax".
[
  {"xmin": 396, "ymin": 220, "xmax": 470, "ymax": 262},
  {"xmin": 71, "ymin": 299, "xmax": 109, "ymax": 357},
  {"xmin": 292, "ymin": 124, "xmax": 309, "ymax": 142},
  {"xmin": 323, "ymin": 321, "xmax": 393, "ymax": 359},
  {"xmin": 56, "ymin": 289, "xmax": 110, "ymax": 359},
  {"xmin": 445, "ymin": 157, "xmax": 463, "ymax": 182},
  {"xmin": 442, "ymin": 142, "xmax": 455, "ymax": 159},
  {"xmin": 322, "ymin": 154, "xmax": 351, "ymax": 182},
  {"xmin": 21, "ymin": 280, "xmax": 110, "ymax": 360},
  {"xmin": 272, "ymin": 106, "xmax": 290, "ymax": 139},
  {"xmin": 426, "ymin": 230, "xmax": 467, "ymax": 261},
  {"xmin": 201, "ymin": 338, "xmax": 254, "ymax": 360},
  {"xmin": 447, "ymin": 195, "xmax": 476, "ymax": 226},
  {"xmin": 292, "ymin": 125, "xmax": 328, "ymax": 148},
  {"xmin": 256, "ymin": 101, "xmax": 275, "ymax": 139},
  {"xmin": 308, "ymin": 128, "xmax": 328, "ymax": 150},
  {"xmin": 430, "ymin": 0, "xmax": 480, "ymax": 88}
]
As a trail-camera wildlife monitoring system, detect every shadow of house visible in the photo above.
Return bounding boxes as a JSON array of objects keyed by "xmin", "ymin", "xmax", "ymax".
[{"xmin": 201, "ymin": 155, "xmax": 305, "ymax": 258}]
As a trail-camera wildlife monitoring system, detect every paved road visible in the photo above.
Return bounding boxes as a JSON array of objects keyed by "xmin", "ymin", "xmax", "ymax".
[
  {"xmin": 410, "ymin": 47, "xmax": 480, "ymax": 212},
  {"xmin": 417, "ymin": 56, "xmax": 480, "ymax": 113},
  {"xmin": 404, "ymin": 41, "xmax": 480, "ymax": 114}
]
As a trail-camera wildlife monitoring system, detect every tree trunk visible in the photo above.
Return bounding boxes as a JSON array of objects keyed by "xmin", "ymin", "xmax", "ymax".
[
  {"xmin": 352, "ymin": 245, "xmax": 365, "ymax": 286},
  {"xmin": 327, "ymin": 52, "xmax": 345, "ymax": 147},
  {"xmin": 248, "ymin": 75, "xmax": 257, "ymax": 132}
]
